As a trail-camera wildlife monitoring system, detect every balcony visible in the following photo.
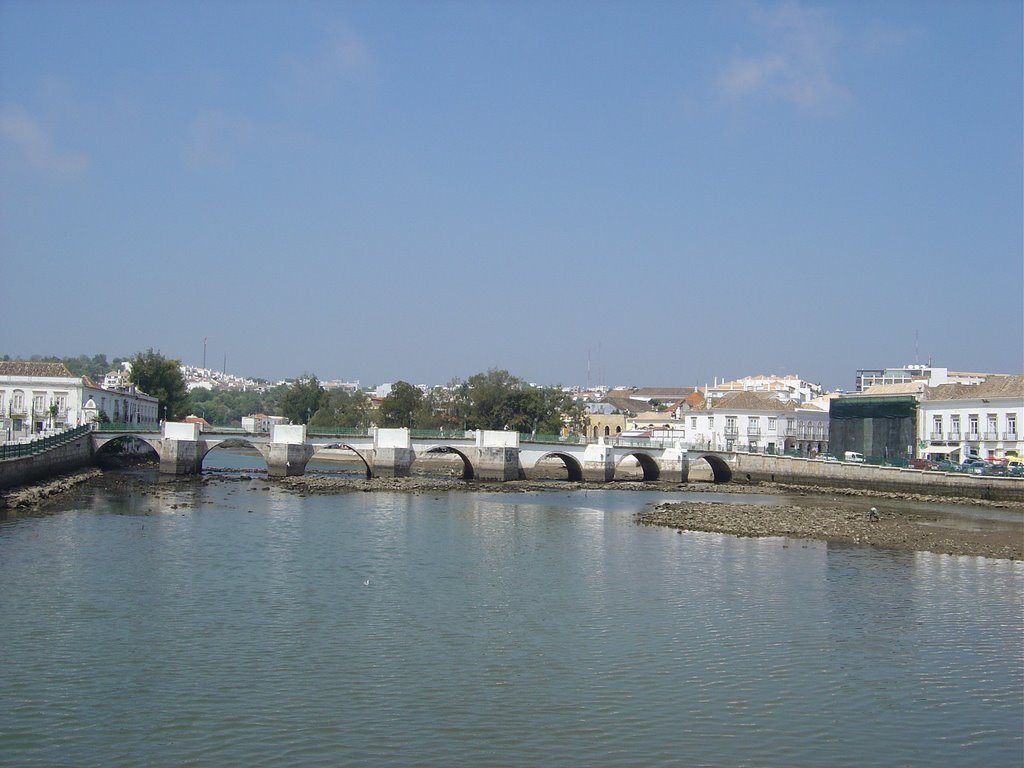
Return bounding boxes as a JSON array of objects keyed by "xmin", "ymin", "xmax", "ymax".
[
  {"xmin": 929, "ymin": 431, "xmax": 943, "ymax": 441},
  {"xmin": 747, "ymin": 428, "xmax": 761, "ymax": 437},
  {"xmin": 966, "ymin": 433, "xmax": 980, "ymax": 442},
  {"xmin": 723, "ymin": 427, "xmax": 739, "ymax": 437},
  {"xmin": 1004, "ymin": 432, "xmax": 1019, "ymax": 441},
  {"xmin": 946, "ymin": 432, "xmax": 961, "ymax": 442},
  {"xmin": 983, "ymin": 432, "xmax": 999, "ymax": 441}
]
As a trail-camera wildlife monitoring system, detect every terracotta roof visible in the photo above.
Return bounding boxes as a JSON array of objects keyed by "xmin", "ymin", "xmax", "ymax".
[
  {"xmin": 606, "ymin": 387, "xmax": 698, "ymax": 400},
  {"xmin": 597, "ymin": 396, "xmax": 643, "ymax": 415},
  {"xmin": 0, "ymin": 360, "xmax": 74, "ymax": 377},
  {"xmin": 924, "ymin": 374, "xmax": 1024, "ymax": 401},
  {"xmin": 861, "ymin": 382, "xmax": 925, "ymax": 396},
  {"xmin": 710, "ymin": 391, "xmax": 796, "ymax": 411}
]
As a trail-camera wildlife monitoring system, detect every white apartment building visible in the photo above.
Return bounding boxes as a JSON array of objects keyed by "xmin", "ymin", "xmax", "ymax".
[
  {"xmin": 0, "ymin": 361, "xmax": 159, "ymax": 441},
  {"xmin": 855, "ymin": 364, "xmax": 991, "ymax": 392},
  {"xmin": 917, "ymin": 375, "xmax": 1023, "ymax": 462},
  {"xmin": 241, "ymin": 413, "xmax": 288, "ymax": 433},
  {"xmin": 625, "ymin": 391, "xmax": 830, "ymax": 454},
  {"xmin": 702, "ymin": 374, "xmax": 823, "ymax": 405}
]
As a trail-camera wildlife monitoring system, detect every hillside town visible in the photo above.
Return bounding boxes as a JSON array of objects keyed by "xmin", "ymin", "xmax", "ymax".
[{"xmin": 0, "ymin": 358, "xmax": 1021, "ymax": 471}]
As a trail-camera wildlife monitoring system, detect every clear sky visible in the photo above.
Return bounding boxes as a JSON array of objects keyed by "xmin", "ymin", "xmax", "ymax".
[{"xmin": 1, "ymin": 1, "xmax": 1021, "ymax": 390}]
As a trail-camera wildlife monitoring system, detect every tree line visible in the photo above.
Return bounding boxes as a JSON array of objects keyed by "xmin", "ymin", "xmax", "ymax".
[
  {"xmin": 26, "ymin": 352, "xmax": 586, "ymax": 435},
  {"xmin": 279, "ymin": 369, "xmax": 586, "ymax": 435}
]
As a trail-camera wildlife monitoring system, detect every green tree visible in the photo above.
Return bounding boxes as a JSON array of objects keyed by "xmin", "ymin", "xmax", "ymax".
[
  {"xmin": 462, "ymin": 368, "xmax": 584, "ymax": 435},
  {"xmin": 280, "ymin": 374, "xmax": 325, "ymax": 424},
  {"xmin": 377, "ymin": 381, "xmax": 426, "ymax": 428},
  {"xmin": 309, "ymin": 389, "xmax": 370, "ymax": 430},
  {"xmin": 465, "ymin": 369, "xmax": 529, "ymax": 430},
  {"xmin": 129, "ymin": 348, "xmax": 189, "ymax": 421}
]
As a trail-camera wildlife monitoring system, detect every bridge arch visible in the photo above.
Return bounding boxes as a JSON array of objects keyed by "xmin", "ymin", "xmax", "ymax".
[
  {"xmin": 419, "ymin": 445, "xmax": 474, "ymax": 480},
  {"xmin": 312, "ymin": 445, "xmax": 373, "ymax": 479},
  {"xmin": 615, "ymin": 452, "xmax": 661, "ymax": 481},
  {"xmin": 691, "ymin": 453, "xmax": 733, "ymax": 483},
  {"xmin": 93, "ymin": 434, "xmax": 161, "ymax": 467},
  {"xmin": 200, "ymin": 439, "xmax": 271, "ymax": 472},
  {"xmin": 532, "ymin": 451, "xmax": 584, "ymax": 482}
]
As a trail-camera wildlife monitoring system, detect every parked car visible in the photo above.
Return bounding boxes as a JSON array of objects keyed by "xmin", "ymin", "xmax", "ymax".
[
  {"xmin": 843, "ymin": 451, "xmax": 865, "ymax": 463},
  {"xmin": 936, "ymin": 460, "xmax": 959, "ymax": 472},
  {"xmin": 908, "ymin": 458, "xmax": 938, "ymax": 470},
  {"xmin": 982, "ymin": 464, "xmax": 1008, "ymax": 476},
  {"xmin": 961, "ymin": 459, "xmax": 988, "ymax": 475}
]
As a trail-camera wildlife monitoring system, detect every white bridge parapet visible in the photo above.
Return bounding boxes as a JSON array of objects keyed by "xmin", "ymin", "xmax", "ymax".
[
  {"xmin": 271, "ymin": 424, "xmax": 307, "ymax": 444},
  {"xmin": 163, "ymin": 421, "xmax": 200, "ymax": 440},
  {"xmin": 476, "ymin": 430, "xmax": 520, "ymax": 448}
]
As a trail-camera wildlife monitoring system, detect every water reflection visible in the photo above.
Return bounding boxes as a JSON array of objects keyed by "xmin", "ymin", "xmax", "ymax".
[{"xmin": 0, "ymin": 481, "xmax": 1020, "ymax": 767}]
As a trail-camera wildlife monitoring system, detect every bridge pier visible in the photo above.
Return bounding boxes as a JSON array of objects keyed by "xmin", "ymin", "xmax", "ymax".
[
  {"xmin": 473, "ymin": 431, "xmax": 521, "ymax": 481},
  {"xmin": 265, "ymin": 424, "xmax": 316, "ymax": 477},
  {"xmin": 265, "ymin": 443, "xmax": 316, "ymax": 477},
  {"xmin": 159, "ymin": 439, "xmax": 205, "ymax": 475},
  {"xmin": 582, "ymin": 441, "xmax": 615, "ymax": 482},
  {"xmin": 159, "ymin": 422, "xmax": 205, "ymax": 475},
  {"xmin": 657, "ymin": 445, "xmax": 690, "ymax": 484},
  {"xmin": 371, "ymin": 428, "xmax": 414, "ymax": 478}
]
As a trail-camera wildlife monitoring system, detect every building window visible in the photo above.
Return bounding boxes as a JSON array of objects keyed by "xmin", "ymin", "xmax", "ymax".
[
  {"xmin": 748, "ymin": 417, "xmax": 760, "ymax": 436},
  {"xmin": 708, "ymin": 416, "xmax": 714, "ymax": 429},
  {"xmin": 691, "ymin": 416, "xmax": 697, "ymax": 429},
  {"xmin": 986, "ymin": 414, "xmax": 998, "ymax": 439},
  {"xmin": 932, "ymin": 415, "xmax": 942, "ymax": 439},
  {"xmin": 12, "ymin": 390, "xmax": 25, "ymax": 410},
  {"xmin": 32, "ymin": 393, "xmax": 45, "ymax": 413},
  {"xmin": 768, "ymin": 417, "xmax": 777, "ymax": 431},
  {"xmin": 968, "ymin": 414, "xmax": 979, "ymax": 438},
  {"xmin": 950, "ymin": 415, "xmax": 960, "ymax": 437},
  {"xmin": 1008, "ymin": 414, "xmax": 1017, "ymax": 437},
  {"xmin": 725, "ymin": 416, "xmax": 737, "ymax": 435}
]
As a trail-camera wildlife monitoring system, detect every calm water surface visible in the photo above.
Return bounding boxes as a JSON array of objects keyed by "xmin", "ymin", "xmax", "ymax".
[{"xmin": 1, "ymin": 465, "xmax": 1021, "ymax": 767}]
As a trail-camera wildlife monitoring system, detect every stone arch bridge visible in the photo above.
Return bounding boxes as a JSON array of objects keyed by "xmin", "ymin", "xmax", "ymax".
[{"xmin": 92, "ymin": 423, "xmax": 737, "ymax": 484}]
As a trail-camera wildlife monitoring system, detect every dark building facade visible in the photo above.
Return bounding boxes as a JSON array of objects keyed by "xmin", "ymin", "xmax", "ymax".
[{"xmin": 828, "ymin": 394, "xmax": 918, "ymax": 462}]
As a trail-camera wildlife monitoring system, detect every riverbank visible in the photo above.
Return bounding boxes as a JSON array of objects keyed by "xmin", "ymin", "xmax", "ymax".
[{"xmin": 0, "ymin": 467, "xmax": 104, "ymax": 510}]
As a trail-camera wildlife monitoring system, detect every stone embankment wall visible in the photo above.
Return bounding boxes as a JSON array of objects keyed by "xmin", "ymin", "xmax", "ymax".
[
  {"xmin": 731, "ymin": 453, "xmax": 1023, "ymax": 503},
  {"xmin": 0, "ymin": 434, "xmax": 95, "ymax": 491}
]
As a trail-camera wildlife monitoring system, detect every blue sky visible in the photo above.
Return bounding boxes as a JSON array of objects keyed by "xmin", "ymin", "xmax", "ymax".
[{"xmin": 1, "ymin": 0, "xmax": 1020, "ymax": 390}]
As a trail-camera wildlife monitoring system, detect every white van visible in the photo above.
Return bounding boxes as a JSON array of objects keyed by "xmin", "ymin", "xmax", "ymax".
[{"xmin": 844, "ymin": 451, "xmax": 865, "ymax": 463}]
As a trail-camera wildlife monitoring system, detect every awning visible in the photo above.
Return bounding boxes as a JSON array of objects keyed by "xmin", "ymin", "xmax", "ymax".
[{"xmin": 924, "ymin": 445, "xmax": 961, "ymax": 455}]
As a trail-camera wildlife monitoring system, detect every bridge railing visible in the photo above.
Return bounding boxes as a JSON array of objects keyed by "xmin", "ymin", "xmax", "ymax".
[
  {"xmin": 521, "ymin": 432, "xmax": 587, "ymax": 445},
  {"xmin": 95, "ymin": 422, "xmax": 161, "ymax": 433},
  {"xmin": 0, "ymin": 424, "xmax": 93, "ymax": 460}
]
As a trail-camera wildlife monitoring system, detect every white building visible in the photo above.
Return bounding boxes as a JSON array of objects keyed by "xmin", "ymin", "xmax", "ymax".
[
  {"xmin": 0, "ymin": 361, "xmax": 159, "ymax": 441},
  {"xmin": 241, "ymin": 413, "xmax": 288, "ymax": 433},
  {"xmin": 917, "ymin": 375, "xmax": 1023, "ymax": 462},
  {"xmin": 855, "ymin": 364, "xmax": 991, "ymax": 393},
  {"xmin": 702, "ymin": 374, "xmax": 823, "ymax": 405},
  {"xmin": 625, "ymin": 391, "xmax": 831, "ymax": 454}
]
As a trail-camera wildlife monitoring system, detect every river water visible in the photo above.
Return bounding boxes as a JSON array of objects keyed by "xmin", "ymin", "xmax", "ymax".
[{"xmin": 1, "ymin": 458, "xmax": 1021, "ymax": 767}]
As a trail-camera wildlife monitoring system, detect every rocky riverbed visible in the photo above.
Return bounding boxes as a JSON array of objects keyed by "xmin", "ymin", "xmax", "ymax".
[
  {"xmin": 637, "ymin": 497, "xmax": 1023, "ymax": 561},
  {"xmin": 3, "ymin": 464, "xmax": 1021, "ymax": 561}
]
